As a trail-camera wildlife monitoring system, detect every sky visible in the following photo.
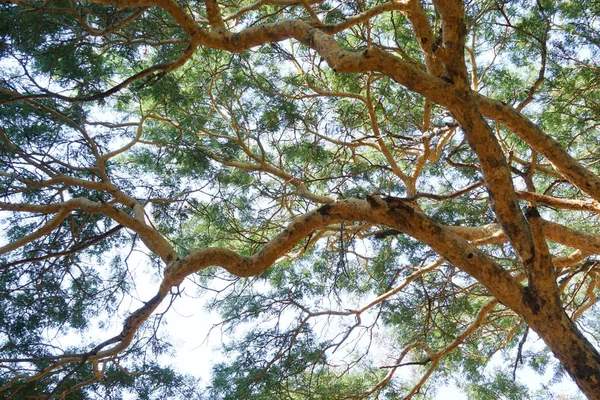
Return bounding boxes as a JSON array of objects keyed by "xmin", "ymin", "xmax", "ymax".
[{"xmin": 130, "ymin": 249, "xmax": 584, "ymax": 399}]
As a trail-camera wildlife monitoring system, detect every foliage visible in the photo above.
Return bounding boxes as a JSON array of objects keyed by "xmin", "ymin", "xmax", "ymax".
[{"xmin": 1, "ymin": 0, "xmax": 600, "ymax": 398}]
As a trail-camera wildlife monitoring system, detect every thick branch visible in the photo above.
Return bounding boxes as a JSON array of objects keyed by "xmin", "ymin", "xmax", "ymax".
[
  {"xmin": 0, "ymin": 209, "xmax": 70, "ymax": 256},
  {"xmin": 477, "ymin": 95, "xmax": 600, "ymax": 203},
  {"xmin": 166, "ymin": 197, "xmax": 525, "ymax": 312},
  {"xmin": 517, "ymin": 191, "xmax": 600, "ymax": 212},
  {"xmin": 0, "ymin": 199, "xmax": 177, "ymax": 263}
]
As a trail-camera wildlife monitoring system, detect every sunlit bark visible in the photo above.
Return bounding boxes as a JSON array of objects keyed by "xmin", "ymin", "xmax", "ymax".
[{"xmin": 2, "ymin": 0, "xmax": 600, "ymax": 397}]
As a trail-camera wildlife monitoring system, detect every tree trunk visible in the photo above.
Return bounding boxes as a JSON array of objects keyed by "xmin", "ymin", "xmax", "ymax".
[{"xmin": 526, "ymin": 295, "xmax": 600, "ymax": 399}]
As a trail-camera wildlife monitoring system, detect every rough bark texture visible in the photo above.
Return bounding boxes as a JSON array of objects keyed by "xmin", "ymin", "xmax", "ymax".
[{"xmin": 2, "ymin": 0, "xmax": 600, "ymax": 397}]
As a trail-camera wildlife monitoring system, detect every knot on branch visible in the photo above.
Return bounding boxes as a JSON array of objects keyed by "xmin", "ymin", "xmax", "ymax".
[
  {"xmin": 383, "ymin": 196, "xmax": 414, "ymax": 211},
  {"xmin": 317, "ymin": 202, "xmax": 334, "ymax": 215},
  {"xmin": 525, "ymin": 206, "xmax": 541, "ymax": 219},
  {"xmin": 366, "ymin": 194, "xmax": 387, "ymax": 209}
]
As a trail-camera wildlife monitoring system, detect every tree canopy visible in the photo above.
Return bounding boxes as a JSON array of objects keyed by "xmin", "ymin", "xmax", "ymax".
[{"xmin": 1, "ymin": 0, "xmax": 600, "ymax": 398}]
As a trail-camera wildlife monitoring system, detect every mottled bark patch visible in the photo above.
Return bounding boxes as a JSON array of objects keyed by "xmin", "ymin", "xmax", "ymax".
[
  {"xmin": 366, "ymin": 194, "xmax": 385, "ymax": 208},
  {"xmin": 525, "ymin": 206, "xmax": 541, "ymax": 219},
  {"xmin": 522, "ymin": 286, "xmax": 541, "ymax": 315},
  {"xmin": 317, "ymin": 203, "xmax": 333, "ymax": 215}
]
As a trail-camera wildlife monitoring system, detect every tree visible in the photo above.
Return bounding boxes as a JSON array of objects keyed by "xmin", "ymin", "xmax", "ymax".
[{"xmin": 0, "ymin": 0, "xmax": 599, "ymax": 398}]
